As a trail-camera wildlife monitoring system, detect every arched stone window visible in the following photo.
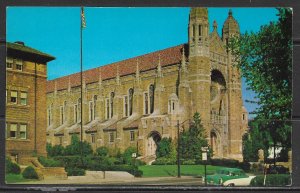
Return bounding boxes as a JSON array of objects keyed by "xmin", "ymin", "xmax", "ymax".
[
  {"xmin": 168, "ymin": 93, "xmax": 179, "ymax": 114},
  {"xmin": 110, "ymin": 92, "xmax": 115, "ymax": 118},
  {"xmin": 149, "ymin": 84, "xmax": 155, "ymax": 114},
  {"xmin": 128, "ymin": 88, "xmax": 134, "ymax": 116},
  {"xmin": 93, "ymin": 95, "xmax": 97, "ymax": 119}
]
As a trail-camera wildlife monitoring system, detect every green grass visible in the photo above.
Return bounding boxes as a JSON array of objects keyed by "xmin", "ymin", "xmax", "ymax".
[
  {"xmin": 139, "ymin": 165, "xmax": 228, "ymax": 177},
  {"xmin": 5, "ymin": 174, "xmax": 38, "ymax": 184}
]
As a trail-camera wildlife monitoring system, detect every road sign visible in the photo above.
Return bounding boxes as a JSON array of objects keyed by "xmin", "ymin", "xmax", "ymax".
[
  {"xmin": 202, "ymin": 152, "xmax": 207, "ymax": 161},
  {"xmin": 132, "ymin": 153, "xmax": 137, "ymax": 158}
]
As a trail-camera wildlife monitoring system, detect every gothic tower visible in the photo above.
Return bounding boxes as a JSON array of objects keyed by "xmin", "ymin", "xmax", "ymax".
[
  {"xmin": 188, "ymin": 8, "xmax": 211, "ymax": 133},
  {"xmin": 222, "ymin": 9, "xmax": 244, "ymax": 159}
]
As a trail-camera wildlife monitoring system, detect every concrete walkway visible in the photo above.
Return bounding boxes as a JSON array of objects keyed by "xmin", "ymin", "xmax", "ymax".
[{"xmin": 14, "ymin": 171, "xmax": 202, "ymax": 185}]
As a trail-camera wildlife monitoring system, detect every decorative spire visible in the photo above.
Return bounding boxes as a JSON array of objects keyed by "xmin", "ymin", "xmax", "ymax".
[
  {"xmin": 213, "ymin": 20, "xmax": 218, "ymax": 31},
  {"xmin": 229, "ymin": 9, "xmax": 233, "ymax": 17},
  {"xmin": 157, "ymin": 54, "xmax": 162, "ymax": 77},
  {"xmin": 136, "ymin": 58, "xmax": 140, "ymax": 81},
  {"xmin": 68, "ymin": 76, "xmax": 71, "ymax": 92},
  {"xmin": 181, "ymin": 46, "xmax": 187, "ymax": 72},
  {"xmin": 116, "ymin": 65, "xmax": 120, "ymax": 85},
  {"xmin": 98, "ymin": 67, "xmax": 102, "ymax": 86}
]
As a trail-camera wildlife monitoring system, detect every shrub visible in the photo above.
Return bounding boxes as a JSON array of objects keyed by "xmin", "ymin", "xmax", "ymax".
[
  {"xmin": 64, "ymin": 135, "xmax": 93, "ymax": 156},
  {"xmin": 47, "ymin": 144, "xmax": 65, "ymax": 157},
  {"xmin": 22, "ymin": 166, "xmax": 38, "ymax": 179},
  {"xmin": 38, "ymin": 156, "xmax": 63, "ymax": 167},
  {"xmin": 66, "ymin": 167, "xmax": 85, "ymax": 176},
  {"xmin": 152, "ymin": 157, "xmax": 176, "ymax": 165},
  {"xmin": 251, "ymin": 163, "xmax": 264, "ymax": 174},
  {"xmin": 210, "ymin": 158, "xmax": 239, "ymax": 168},
  {"xmin": 238, "ymin": 161, "xmax": 251, "ymax": 172},
  {"xmin": 133, "ymin": 169, "xmax": 143, "ymax": 177},
  {"xmin": 156, "ymin": 137, "xmax": 173, "ymax": 158},
  {"xmin": 5, "ymin": 157, "xmax": 21, "ymax": 174},
  {"xmin": 122, "ymin": 147, "xmax": 137, "ymax": 165},
  {"xmin": 250, "ymin": 174, "xmax": 291, "ymax": 186},
  {"xmin": 182, "ymin": 159, "xmax": 196, "ymax": 165},
  {"xmin": 96, "ymin": 146, "xmax": 109, "ymax": 157}
]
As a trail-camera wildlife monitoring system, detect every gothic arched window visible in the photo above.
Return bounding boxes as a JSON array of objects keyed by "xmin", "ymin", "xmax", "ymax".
[
  {"xmin": 93, "ymin": 95, "xmax": 97, "ymax": 119},
  {"xmin": 128, "ymin": 88, "xmax": 134, "ymax": 116},
  {"xmin": 149, "ymin": 84, "xmax": 155, "ymax": 114},
  {"xmin": 110, "ymin": 92, "xmax": 115, "ymax": 118}
]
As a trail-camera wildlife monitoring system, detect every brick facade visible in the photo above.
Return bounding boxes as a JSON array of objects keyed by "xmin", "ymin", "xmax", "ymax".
[
  {"xmin": 46, "ymin": 8, "xmax": 248, "ymax": 160},
  {"xmin": 6, "ymin": 42, "xmax": 55, "ymax": 163}
]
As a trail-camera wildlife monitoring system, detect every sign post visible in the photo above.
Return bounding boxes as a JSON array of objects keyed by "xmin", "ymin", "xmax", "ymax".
[
  {"xmin": 132, "ymin": 153, "xmax": 137, "ymax": 177},
  {"xmin": 202, "ymin": 147, "xmax": 208, "ymax": 186}
]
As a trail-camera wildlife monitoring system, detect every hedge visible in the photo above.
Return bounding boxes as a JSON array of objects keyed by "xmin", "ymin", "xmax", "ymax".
[
  {"xmin": 38, "ymin": 156, "xmax": 63, "ymax": 167},
  {"xmin": 22, "ymin": 166, "xmax": 39, "ymax": 179},
  {"xmin": 66, "ymin": 167, "xmax": 86, "ymax": 176},
  {"xmin": 250, "ymin": 174, "xmax": 291, "ymax": 186},
  {"xmin": 5, "ymin": 158, "xmax": 21, "ymax": 174}
]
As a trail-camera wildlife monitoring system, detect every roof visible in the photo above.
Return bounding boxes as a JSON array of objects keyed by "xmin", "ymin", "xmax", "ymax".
[
  {"xmin": 47, "ymin": 44, "xmax": 186, "ymax": 93},
  {"xmin": 7, "ymin": 42, "xmax": 55, "ymax": 63}
]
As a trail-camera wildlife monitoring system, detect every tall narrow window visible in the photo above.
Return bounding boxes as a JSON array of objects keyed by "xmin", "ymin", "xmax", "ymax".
[
  {"xmin": 74, "ymin": 104, "xmax": 78, "ymax": 123},
  {"xmin": 130, "ymin": 131, "xmax": 135, "ymax": 141},
  {"xmin": 10, "ymin": 124, "xmax": 17, "ymax": 138},
  {"xmin": 20, "ymin": 124, "xmax": 27, "ymax": 139},
  {"xmin": 93, "ymin": 95, "xmax": 97, "ymax": 120},
  {"xmin": 91, "ymin": 134, "xmax": 95, "ymax": 143},
  {"xmin": 105, "ymin": 98, "xmax": 110, "ymax": 119},
  {"xmin": 109, "ymin": 132, "xmax": 114, "ymax": 143},
  {"xmin": 6, "ymin": 58, "xmax": 13, "ymax": 69},
  {"xmin": 78, "ymin": 98, "xmax": 81, "ymax": 122},
  {"xmin": 20, "ymin": 92, "xmax": 27, "ymax": 105},
  {"xmin": 10, "ymin": 91, "xmax": 17, "ymax": 104},
  {"xmin": 144, "ymin": 93, "xmax": 148, "ymax": 115},
  {"xmin": 60, "ymin": 106, "xmax": 64, "ymax": 125},
  {"xmin": 110, "ymin": 92, "xmax": 114, "ymax": 118},
  {"xmin": 128, "ymin": 88, "xmax": 134, "ymax": 116},
  {"xmin": 89, "ymin": 101, "xmax": 94, "ymax": 122},
  {"xmin": 192, "ymin": 25, "xmax": 195, "ymax": 37},
  {"xmin": 59, "ymin": 136, "xmax": 63, "ymax": 145},
  {"xmin": 16, "ymin": 59, "xmax": 23, "ymax": 71},
  {"xmin": 48, "ymin": 106, "xmax": 52, "ymax": 126},
  {"xmin": 124, "ymin": 96, "xmax": 128, "ymax": 117},
  {"xmin": 199, "ymin": 25, "xmax": 202, "ymax": 36},
  {"xmin": 149, "ymin": 84, "xmax": 155, "ymax": 114}
]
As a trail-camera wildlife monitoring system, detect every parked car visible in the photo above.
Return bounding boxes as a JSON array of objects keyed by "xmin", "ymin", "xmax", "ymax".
[
  {"xmin": 204, "ymin": 168, "xmax": 255, "ymax": 186},
  {"xmin": 266, "ymin": 165, "xmax": 289, "ymax": 174}
]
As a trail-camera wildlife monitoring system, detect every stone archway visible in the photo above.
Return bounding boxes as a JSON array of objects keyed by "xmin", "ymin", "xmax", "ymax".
[
  {"xmin": 145, "ymin": 131, "xmax": 162, "ymax": 157},
  {"xmin": 210, "ymin": 131, "xmax": 220, "ymax": 157}
]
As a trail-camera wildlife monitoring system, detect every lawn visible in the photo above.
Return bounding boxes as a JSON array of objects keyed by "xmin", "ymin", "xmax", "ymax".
[
  {"xmin": 139, "ymin": 165, "xmax": 228, "ymax": 177},
  {"xmin": 5, "ymin": 174, "xmax": 38, "ymax": 184}
]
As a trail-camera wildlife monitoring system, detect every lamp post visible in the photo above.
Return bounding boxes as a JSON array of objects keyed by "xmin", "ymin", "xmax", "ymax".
[{"xmin": 132, "ymin": 152, "xmax": 137, "ymax": 177}]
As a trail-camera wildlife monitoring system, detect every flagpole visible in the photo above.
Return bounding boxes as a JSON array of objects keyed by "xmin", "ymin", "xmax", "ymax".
[{"xmin": 80, "ymin": 7, "xmax": 83, "ymax": 143}]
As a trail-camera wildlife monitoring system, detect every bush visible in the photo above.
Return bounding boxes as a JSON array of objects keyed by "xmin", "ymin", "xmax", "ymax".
[
  {"xmin": 122, "ymin": 147, "xmax": 137, "ymax": 165},
  {"xmin": 250, "ymin": 174, "xmax": 291, "ymax": 186},
  {"xmin": 152, "ymin": 157, "xmax": 176, "ymax": 165},
  {"xmin": 156, "ymin": 137, "xmax": 173, "ymax": 158},
  {"xmin": 66, "ymin": 167, "xmax": 85, "ymax": 176},
  {"xmin": 64, "ymin": 135, "xmax": 93, "ymax": 156},
  {"xmin": 96, "ymin": 146, "xmax": 109, "ymax": 157},
  {"xmin": 5, "ymin": 157, "xmax": 21, "ymax": 174},
  {"xmin": 182, "ymin": 159, "xmax": 196, "ymax": 165},
  {"xmin": 22, "ymin": 166, "xmax": 39, "ymax": 179},
  {"xmin": 210, "ymin": 158, "xmax": 239, "ymax": 168},
  {"xmin": 238, "ymin": 162, "xmax": 251, "ymax": 172},
  {"xmin": 251, "ymin": 163, "xmax": 264, "ymax": 174},
  {"xmin": 47, "ymin": 144, "xmax": 65, "ymax": 157},
  {"xmin": 38, "ymin": 156, "xmax": 63, "ymax": 167}
]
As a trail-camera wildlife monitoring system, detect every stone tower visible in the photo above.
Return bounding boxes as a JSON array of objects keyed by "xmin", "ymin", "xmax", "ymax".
[
  {"xmin": 222, "ymin": 9, "xmax": 244, "ymax": 159},
  {"xmin": 188, "ymin": 8, "xmax": 211, "ymax": 134}
]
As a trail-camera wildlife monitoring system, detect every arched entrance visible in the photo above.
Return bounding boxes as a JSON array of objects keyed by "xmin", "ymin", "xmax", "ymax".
[
  {"xmin": 210, "ymin": 131, "xmax": 219, "ymax": 157},
  {"xmin": 146, "ymin": 131, "xmax": 161, "ymax": 157}
]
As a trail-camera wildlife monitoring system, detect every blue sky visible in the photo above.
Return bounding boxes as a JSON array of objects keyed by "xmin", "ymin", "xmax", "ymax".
[{"xmin": 7, "ymin": 7, "xmax": 279, "ymax": 118}]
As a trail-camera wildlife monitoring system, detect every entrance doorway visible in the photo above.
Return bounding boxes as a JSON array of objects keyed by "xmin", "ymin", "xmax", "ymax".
[
  {"xmin": 210, "ymin": 131, "xmax": 219, "ymax": 157},
  {"xmin": 146, "ymin": 131, "xmax": 161, "ymax": 157}
]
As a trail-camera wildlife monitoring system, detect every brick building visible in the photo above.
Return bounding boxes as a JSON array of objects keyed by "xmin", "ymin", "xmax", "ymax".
[
  {"xmin": 46, "ymin": 8, "xmax": 248, "ymax": 160},
  {"xmin": 6, "ymin": 41, "xmax": 55, "ymax": 163}
]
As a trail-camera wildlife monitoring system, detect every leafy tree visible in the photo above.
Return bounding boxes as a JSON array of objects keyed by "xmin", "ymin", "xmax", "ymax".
[
  {"xmin": 64, "ymin": 134, "xmax": 93, "ymax": 156},
  {"xmin": 229, "ymin": 8, "xmax": 292, "ymax": 158},
  {"xmin": 96, "ymin": 146, "xmax": 109, "ymax": 157},
  {"xmin": 156, "ymin": 137, "xmax": 172, "ymax": 158},
  {"xmin": 179, "ymin": 112, "xmax": 209, "ymax": 160}
]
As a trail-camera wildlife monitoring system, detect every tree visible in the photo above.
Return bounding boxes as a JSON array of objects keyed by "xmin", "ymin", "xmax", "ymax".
[
  {"xmin": 179, "ymin": 112, "xmax": 209, "ymax": 160},
  {"xmin": 64, "ymin": 134, "xmax": 93, "ymax": 156},
  {"xmin": 229, "ymin": 8, "xmax": 292, "ymax": 158},
  {"xmin": 156, "ymin": 137, "xmax": 172, "ymax": 158}
]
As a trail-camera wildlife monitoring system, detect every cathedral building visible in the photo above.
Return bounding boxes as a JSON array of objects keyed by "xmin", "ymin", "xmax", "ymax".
[{"xmin": 46, "ymin": 8, "xmax": 248, "ymax": 160}]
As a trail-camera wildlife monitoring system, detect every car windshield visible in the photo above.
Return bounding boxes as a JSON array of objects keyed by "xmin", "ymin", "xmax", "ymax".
[{"xmin": 216, "ymin": 170, "xmax": 230, "ymax": 175}]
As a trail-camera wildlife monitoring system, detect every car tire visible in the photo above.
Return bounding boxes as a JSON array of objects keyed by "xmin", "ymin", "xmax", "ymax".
[{"xmin": 227, "ymin": 183, "xmax": 235, "ymax": 187}]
